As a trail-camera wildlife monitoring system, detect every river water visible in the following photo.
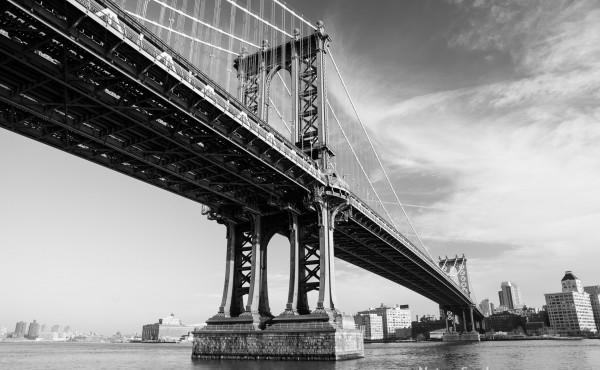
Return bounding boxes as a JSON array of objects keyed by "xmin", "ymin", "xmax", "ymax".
[{"xmin": 1, "ymin": 340, "xmax": 599, "ymax": 369}]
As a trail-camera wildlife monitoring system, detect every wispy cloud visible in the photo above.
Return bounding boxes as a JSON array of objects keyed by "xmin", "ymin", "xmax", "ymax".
[{"xmin": 334, "ymin": 0, "xmax": 600, "ymax": 305}]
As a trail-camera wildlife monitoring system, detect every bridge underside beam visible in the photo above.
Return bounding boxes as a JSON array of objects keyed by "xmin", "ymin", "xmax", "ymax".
[
  {"xmin": 0, "ymin": 0, "xmax": 482, "ymax": 326},
  {"xmin": 0, "ymin": 0, "xmax": 325, "ymax": 219}
]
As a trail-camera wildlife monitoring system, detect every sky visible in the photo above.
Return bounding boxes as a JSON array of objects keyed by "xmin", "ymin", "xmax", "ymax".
[{"xmin": 2, "ymin": 0, "xmax": 600, "ymax": 335}]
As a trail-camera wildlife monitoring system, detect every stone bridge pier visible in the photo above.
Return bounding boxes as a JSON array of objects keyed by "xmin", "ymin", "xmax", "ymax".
[{"xmin": 192, "ymin": 191, "xmax": 364, "ymax": 360}]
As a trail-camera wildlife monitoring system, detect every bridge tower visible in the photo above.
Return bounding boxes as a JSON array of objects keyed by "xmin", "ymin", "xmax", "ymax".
[
  {"xmin": 438, "ymin": 255, "xmax": 481, "ymax": 342},
  {"xmin": 234, "ymin": 22, "xmax": 334, "ymax": 172},
  {"xmin": 193, "ymin": 23, "xmax": 363, "ymax": 360}
]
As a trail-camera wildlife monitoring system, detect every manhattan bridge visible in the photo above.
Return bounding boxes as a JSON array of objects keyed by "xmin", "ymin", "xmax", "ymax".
[{"xmin": 0, "ymin": 0, "xmax": 484, "ymax": 359}]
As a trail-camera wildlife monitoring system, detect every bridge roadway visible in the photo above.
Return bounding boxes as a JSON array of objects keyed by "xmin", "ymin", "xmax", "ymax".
[{"xmin": 0, "ymin": 0, "xmax": 482, "ymax": 318}]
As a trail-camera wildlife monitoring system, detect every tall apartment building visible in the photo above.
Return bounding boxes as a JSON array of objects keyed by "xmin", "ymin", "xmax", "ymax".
[
  {"xmin": 499, "ymin": 281, "xmax": 523, "ymax": 310},
  {"xmin": 27, "ymin": 320, "xmax": 41, "ymax": 339},
  {"xmin": 544, "ymin": 271, "xmax": 597, "ymax": 336},
  {"xmin": 51, "ymin": 325, "xmax": 60, "ymax": 333},
  {"xmin": 14, "ymin": 321, "xmax": 28, "ymax": 337},
  {"xmin": 480, "ymin": 299, "xmax": 494, "ymax": 317},
  {"xmin": 354, "ymin": 314, "xmax": 383, "ymax": 340},
  {"xmin": 583, "ymin": 285, "xmax": 600, "ymax": 332},
  {"xmin": 358, "ymin": 304, "xmax": 412, "ymax": 339}
]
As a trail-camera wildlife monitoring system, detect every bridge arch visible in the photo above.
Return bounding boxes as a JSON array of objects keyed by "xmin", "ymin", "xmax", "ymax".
[{"xmin": 265, "ymin": 65, "xmax": 293, "ymax": 138}]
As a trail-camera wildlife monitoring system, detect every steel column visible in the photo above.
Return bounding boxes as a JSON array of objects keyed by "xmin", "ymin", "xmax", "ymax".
[
  {"xmin": 469, "ymin": 306, "xmax": 475, "ymax": 332},
  {"xmin": 244, "ymin": 213, "xmax": 262, "ymax": 319},
  {"xmin": 315, "ymin": 199, "xmax": 336, "ymax": 317}
]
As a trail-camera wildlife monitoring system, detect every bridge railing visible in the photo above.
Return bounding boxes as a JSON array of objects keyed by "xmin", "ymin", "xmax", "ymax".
[{"xmin": 67, "ymin": 0, "xmax": 324, "ymax": 183}]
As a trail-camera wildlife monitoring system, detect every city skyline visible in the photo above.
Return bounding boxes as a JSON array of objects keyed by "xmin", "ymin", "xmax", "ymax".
[{"xmin": 2, "ymin": 0, "xmax": 600, "ymax": 334}]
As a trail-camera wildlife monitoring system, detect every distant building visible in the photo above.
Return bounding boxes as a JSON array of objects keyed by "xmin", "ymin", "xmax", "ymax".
[
  {"xmin": 419, "ymin": 315, "xmax": 436, "ymax": 322},
  {"xmin": 525, "ymin": 311, "xmax": 551, "ymax": 336},
  {"xmin": 485, "ymin": 312, "xmax": 526, "ymax": 334},
  {"xmin": 354, "ymin": 314, "xmax": 383, "ymax": 340},
  {"xmin": 583, "ymin": 286, "xmax": 600, "ymax": 332},
  {"xmin": 545, "ymin": 271, "xmax": 597, "ymax": 336},
  {"xmin": 142, "ymin": 314, "xmax": 197, "ymax": 341},
  {"xmin": 40, "ymin": 324, "xmax": 46, "ymax": 333},
  {"xmin": 0, "ymin": 327, "xmax": 7, "ymax": 338},
  {"xmin": 411, "ymin": 317, "xmax": 446, "ymax": 340},
  {"xmin": 358, "ymin": 304, "xmax": 411, "ymax": 339},
  {"xmin": 51, "ymin": 325, "xmax": 60, "ymax": 333},
  {"xmin": 39, "ymin": 332, "xmax": 67, "ymax": 341},
  {"xmin": 14, "ymin": 321, "xmax": 27, "ymax": 337},
  {"xmin": 480, "ymin": 299, "xmax": 493, "ymax": 317},
  {"xmin": 499, "ymin": 281, "xmax": 523, "ymax": 310},
  {"xmin": 27, "ymin": 320, "xmax": 41, "ymax": 339},
  {"xmin": 64, "ymin": 326, "xmax": 71, "ymax": 333}
]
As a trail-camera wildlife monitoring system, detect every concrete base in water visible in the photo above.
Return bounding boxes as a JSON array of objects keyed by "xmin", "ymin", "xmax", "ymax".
[
  {"xmin": 191, "ymin": 314, "xmax": 364, "ymax": 361},
  {"xmin": 442, "ymin": 332, "xmax": 481, "ymax": 342}
]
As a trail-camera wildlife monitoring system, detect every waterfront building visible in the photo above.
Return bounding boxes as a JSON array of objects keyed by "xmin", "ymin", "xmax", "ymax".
[
  {"xmin": 525, "ymin": 311, "xmax": 551, "ymax": 336},
  {"xmin": 0, "ymin": 327, "xmax": 6, "ymax": 339},
  {"xmin": 354, "ymin": 314, "xmax": 383, "ymax": 340},
  {"xmin": 583, "ymin": 285, "xmax": 600, "ymax": 332},
  {"xmin": 479, "ymin": 299, "xmax": 493, "ymax": 317},
  {"xmin": 485, "ymin": 312, "xmax": 526, "ymax": 334},
  {"xmin": 499, "ymin": 281, "xmax": 523, "ymax": 310},
  {"xmin": 357, "ymin": 304, "xmax": 412, "ymax": 339},
  {"xmin": 14, "ymin": 321, "xmax": 27, "ymax": 337},
  {"xmin": 51, "ymin": 325, "xmax": 60, "ymax": 333},
  {"xmin": 419, "ymin": 314, "xmax": 436, "ymax": 322},
  {"xmin": 64, "ymin": 326, "xmax": 71, "ymax": 333},
  {"xmin": 27, "ymin": 320, "xmax": 41, "ymax": 339},
  {"xmin": 544, "ymin": 271, "xmax": 597, "ymax": 336},
  {"xmin": 411, "ymin": 317, "xmax": 446, "ymax": 340},
  {"xmin": 141, "ymin": 314, "xmax": 197, "ymax": 341}
]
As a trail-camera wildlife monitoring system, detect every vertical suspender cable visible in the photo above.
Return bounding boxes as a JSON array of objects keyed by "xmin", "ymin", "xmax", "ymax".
[
  {"xmin": 326, "ymin": 48, "xmax": 433, "ymax": 260},
  {"xmin": 188, "ymin": 0, "xmax": 201, "ymax": 65},
  {"xmin": 226, "ymin": 3, "xmax": 237, "ymax": 94}
]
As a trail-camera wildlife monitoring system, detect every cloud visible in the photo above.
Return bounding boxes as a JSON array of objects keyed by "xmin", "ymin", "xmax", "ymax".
[{"xmin": 333, "ymin": 0, "xmax": 600, "ymax": 304}]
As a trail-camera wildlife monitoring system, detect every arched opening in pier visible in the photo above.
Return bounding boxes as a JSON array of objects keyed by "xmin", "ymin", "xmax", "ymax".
[
  {"xmin": 265, "ymin": 233, "xmax": 291, "ymax": 316},
  {"xmin": 266, "ymin": 68, "xmax": 293, "ymax": 140}
]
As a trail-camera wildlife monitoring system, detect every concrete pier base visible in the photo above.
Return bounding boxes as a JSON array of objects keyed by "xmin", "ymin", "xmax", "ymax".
[
  {"xmin": 442, "ymin": 332, "xmax": 480, "ymax": 342},
  {"xmin": 192, "ymin": 314, "xmax": 364, "ymax": 360}
]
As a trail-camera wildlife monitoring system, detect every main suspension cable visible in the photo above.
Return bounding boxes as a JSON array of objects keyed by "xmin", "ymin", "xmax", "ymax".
[{"xmin": 326, "ymin": 47, "xmax": 433, "ymax": 261}]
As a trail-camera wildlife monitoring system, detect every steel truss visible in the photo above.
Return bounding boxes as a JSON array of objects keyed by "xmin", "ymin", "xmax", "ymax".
[{"xmin": 0, "ymin": 0, "xmax": 483, "ymax": 321}]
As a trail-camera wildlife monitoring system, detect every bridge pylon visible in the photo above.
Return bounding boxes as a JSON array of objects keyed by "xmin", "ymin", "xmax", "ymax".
[
  {"xmin": 438, "ymin": 255, "xmax": 481, "ymax": 342},
  {"xmin": 194, "ymin": 24, "xmax": 364, "ymax": 356},
  {"xmin": 194, "ymin": 187, "xmax": 363, "ymax": 360},
  {"xmin": 233, "ymin": 22, "xmax": 334, "ymax": 172}
]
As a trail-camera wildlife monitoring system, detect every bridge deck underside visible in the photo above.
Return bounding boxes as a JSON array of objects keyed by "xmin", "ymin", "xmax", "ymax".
[
  {"xmin": 0, "ymin": 0, "xmax": 319, "ymax": 217},
  {"xmin": 0, "ymin": 0, "xmax": 481, "ymax": 318},
  {"xmin": 334, "ymin": 217, "xmax": 472, "ymax": 309}
]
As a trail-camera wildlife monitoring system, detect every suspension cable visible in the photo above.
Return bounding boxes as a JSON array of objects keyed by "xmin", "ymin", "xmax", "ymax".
[
  {"xmin": 326, "ymin": 47, "xmax": 433, "ymax": 261},
  {"xmin": 225, "ymin": 0, "xmax": 292, "ymax": 37},
  {"xmin": 271, "ymin": 0, "xmax": 316, "ymax": 30},
  {"xmin": 269, "ymin": 97, "xmax": 291, "ymax": 133},
  {"xmin": 126, "ymin": 12, "xmax": 239, "ymax": 55},
  {"xmin": 327, "ymin": 99, "xmax": 398, "ymax": 230},
  {"xmin": 149, "ymin": 0, "xmax": 260, "ymax": 48}
]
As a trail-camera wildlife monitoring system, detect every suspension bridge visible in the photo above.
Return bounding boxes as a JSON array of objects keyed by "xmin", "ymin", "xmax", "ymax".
[{"xmin": 0, "ymin": 0, "xmax": 483, "ymax": 360}]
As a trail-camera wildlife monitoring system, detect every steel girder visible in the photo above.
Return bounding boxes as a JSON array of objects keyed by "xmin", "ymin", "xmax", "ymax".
[
  {"xmin": 0, "ymin": 0, "xmax": 482, "ymax": 318},
  {"xmin": 0, "ymin": 0, "xmax": 322, "ymax": 218}
]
